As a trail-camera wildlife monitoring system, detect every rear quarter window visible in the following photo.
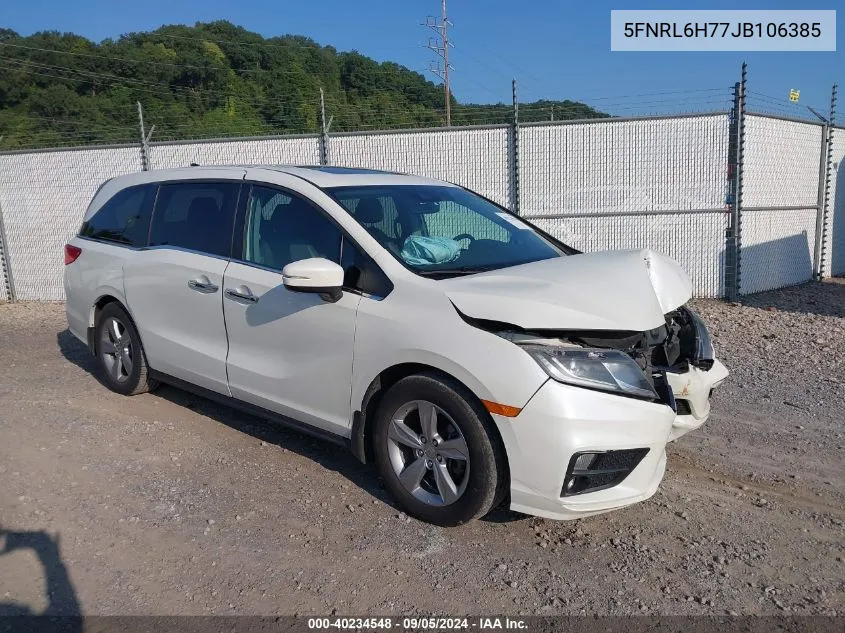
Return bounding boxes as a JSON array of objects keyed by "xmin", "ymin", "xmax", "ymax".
[{"xmin": 79, "ymin": 184, "xmax": 157, "ymax": 247}]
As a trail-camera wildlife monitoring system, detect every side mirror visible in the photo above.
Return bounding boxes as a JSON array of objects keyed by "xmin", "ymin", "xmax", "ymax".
[{"xmin": 282, "ymin": 258, "xmax": 344, "ymax": 302}]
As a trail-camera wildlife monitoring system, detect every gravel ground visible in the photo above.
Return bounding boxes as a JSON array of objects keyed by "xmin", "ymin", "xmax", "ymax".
[{"xmin": 0, "ymin": 280, "xmax": 843, "ymax": 616}]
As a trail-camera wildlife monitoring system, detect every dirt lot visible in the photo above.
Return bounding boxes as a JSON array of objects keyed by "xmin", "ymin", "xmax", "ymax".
[{"xmin": 0, "ymin": 281, "xmax": 843, "ymax": 616}]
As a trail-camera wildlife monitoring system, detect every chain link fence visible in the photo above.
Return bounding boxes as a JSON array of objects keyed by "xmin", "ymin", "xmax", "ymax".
[
  {"xmin": 518, "ymin": 114, "xmax": 730, "ymax": 297},
  {"xmin": 739, "ymin": 114, "xmax": 825, "ymax": 294},
  {"xmin": 149, "ymin": 135, "xmax": 321, "ymax": 170},
  {"xmin": 329, "ymin": 127, "xmax": 512, "ymax": 209},
  {"xmin": 0, "ymin": 106, "xmax": 842, "ymax": 303},
  {"xmin": 0, "ymin": 145, "xmax": 140, "ymax": 300}
]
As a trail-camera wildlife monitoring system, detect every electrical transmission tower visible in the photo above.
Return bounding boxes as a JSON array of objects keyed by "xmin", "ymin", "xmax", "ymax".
[{"xmin": 424, "ymin": 0, "xmax": 453, "ymax": 126}]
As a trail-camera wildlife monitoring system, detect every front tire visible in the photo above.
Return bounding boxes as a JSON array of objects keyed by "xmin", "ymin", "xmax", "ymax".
[
  {"xmin": 95, "ymin": 303, "xmax": 158, "ymax": 396},
  {"xmin": 373, "ymin": 372, "xmax": 506, "ymax": 526}
]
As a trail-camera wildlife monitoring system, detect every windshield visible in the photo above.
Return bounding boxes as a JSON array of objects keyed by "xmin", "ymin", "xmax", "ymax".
[{"xmin": 326, "ymin": 185, "xmax": 567, "ymax": 278}]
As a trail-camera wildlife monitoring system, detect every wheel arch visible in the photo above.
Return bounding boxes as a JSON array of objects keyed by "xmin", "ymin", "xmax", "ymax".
[
  {"xmin": 87, "ymin": 293, "xmax": 140, "ymax": 354},
  {"xmin": 351, "ymin": 363, "xmax": 509, "ymax": 479}
]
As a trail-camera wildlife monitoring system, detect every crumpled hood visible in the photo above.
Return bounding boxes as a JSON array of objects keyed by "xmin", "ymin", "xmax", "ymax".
[{"xmin": 441, "ymin": 249, "xmax": 692, "ymax": 332}]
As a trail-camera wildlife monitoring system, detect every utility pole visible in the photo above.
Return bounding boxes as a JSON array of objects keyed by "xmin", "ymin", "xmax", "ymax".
[{"xmin": 424, "ymin": 0, "xmax": 453, "ymax": 126}]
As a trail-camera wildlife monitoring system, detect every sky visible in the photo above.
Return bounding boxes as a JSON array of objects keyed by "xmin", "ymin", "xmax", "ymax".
[{"xmin": 2, "ymin": 0, "xmax": 843, "ymax": 116}]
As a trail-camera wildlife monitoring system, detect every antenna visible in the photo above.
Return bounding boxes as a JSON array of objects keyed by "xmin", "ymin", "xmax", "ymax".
[{"xmin": 423, "ymin": 0, "xmax": 453, "ymax": 126}]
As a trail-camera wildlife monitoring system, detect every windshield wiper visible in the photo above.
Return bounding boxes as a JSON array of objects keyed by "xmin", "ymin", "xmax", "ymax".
[{"xmin": 416, "ymin": 266, "xmax": 493, "ymax": 278}]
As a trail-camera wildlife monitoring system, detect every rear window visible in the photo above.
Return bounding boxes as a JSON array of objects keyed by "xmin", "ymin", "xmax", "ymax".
[
  {"xmin": 149, "ymin": 182, "xmax": 240, "ymax": 258},
  {"xmin": 79, "ymin": 184, "xmax": 157, "ymax": 247}
]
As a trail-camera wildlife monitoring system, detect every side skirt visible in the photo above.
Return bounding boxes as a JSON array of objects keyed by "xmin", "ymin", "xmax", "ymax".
[{"xmin": 148, "ymin": 370, "xmax": 350, "ymax": 449}]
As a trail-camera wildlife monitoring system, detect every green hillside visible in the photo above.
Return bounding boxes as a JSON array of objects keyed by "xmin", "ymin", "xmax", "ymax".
[{"xmin": 0, "ymin": 21, "xmax": 607, "ymax": 150}]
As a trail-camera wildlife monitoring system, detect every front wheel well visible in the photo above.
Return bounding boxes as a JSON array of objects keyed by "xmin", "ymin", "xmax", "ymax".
[
  {"xmin": 352, "ymin": 364, "xmax": 510, "ymax": 486},
  {"xmin": 353, "ymin": 363, "xmax": 432, "ymax": 465}
]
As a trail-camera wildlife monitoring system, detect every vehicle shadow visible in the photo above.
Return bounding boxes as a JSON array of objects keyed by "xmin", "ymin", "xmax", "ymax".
[
  {"xmin": 56, "ymin": 329, "xmax": 528, "ymax": 525},
  {"xmin": 55, "ymin": 329, "xmax": 115, "ymax": 394},
  {"xmin": 55, "ymin": 329, "xmax": 393, "ymax": 506},
  {"xmin": 155, "ymin": 382, "xmax": 395, "ymax": 500},
  {"xmin": 0, "ymin": 527, "xmax": 82, "ymax": 625}
]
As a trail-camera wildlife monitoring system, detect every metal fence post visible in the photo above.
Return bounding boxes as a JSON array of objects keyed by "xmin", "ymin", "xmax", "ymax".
[
  {"xmin": 724, "ymin": 63, "xmax": 747, "ymax": 301},
  {"xmin": 815, "ymin": 84, "xmax": 837, "ymax": 279},
  {"xmin": 137, "ymin": 102, "xmax": 150, "ymax": 171},
  {"xmin": 319, "ymin": 88, "xmax": 331, "ymax": 166},
  {"xmin": 509, "ymin": 79, "xmax": 520, "ymax": 214},
  {"xmin": 0, "ymin": 198, "xmax": 15, "ymax": 302}
]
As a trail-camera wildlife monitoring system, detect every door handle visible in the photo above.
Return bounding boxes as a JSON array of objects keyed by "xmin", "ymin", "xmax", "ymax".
[
  {"xmin": 225, "ymin": 285, "xmax": 259, "ymax": 304},
  {"xmin": 188, "ymin": 276, "xmax": 219, "ymax": 293}
]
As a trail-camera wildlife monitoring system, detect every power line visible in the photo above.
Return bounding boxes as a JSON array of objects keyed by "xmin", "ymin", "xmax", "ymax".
[
  {"xmin": 128, "ymin": 27, "xmax": 420, "ymax": 57},
  {"xmin": 1, "ymin": 55, "xmax": 727, "ymax": 123},
  {"xmin": 2, "ymin": 38, "xmax": 731, "ymax": 116},
  {"xmin": 0, "ymin": 57, "xmax": 326, "ymax": 112},
  {"xmin": 0, "ymin": 40, "xmax": 428, "ymax": 78},
  {"xmin": 0, "ymin": 63, "xmax": 725, "ymax": 132}
]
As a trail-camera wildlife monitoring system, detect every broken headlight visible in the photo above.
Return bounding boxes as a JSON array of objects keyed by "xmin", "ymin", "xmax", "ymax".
[{"xmin": 520, "ymin": 345, "xmax": 658, "ymax": 400}]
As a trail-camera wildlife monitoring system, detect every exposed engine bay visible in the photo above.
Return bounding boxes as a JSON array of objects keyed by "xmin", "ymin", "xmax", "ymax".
[{"xmin": 459, "ymin": 305, "xmax": 715, "ymax": 409}]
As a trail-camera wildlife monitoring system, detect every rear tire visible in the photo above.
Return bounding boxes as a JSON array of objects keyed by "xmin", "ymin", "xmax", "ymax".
[
  {"xmin": 373, "ymin": 372, "xmax": 506, "ymax": 526},
  {"xmin": 95, "ymin": 303, "xmax": 158, "ymax": 396}
]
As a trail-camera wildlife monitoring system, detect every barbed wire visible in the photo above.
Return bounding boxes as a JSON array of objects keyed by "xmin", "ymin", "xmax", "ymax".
[{"xmin": 1, "ymin": 97, "xmax": 736, "ymax": 150}]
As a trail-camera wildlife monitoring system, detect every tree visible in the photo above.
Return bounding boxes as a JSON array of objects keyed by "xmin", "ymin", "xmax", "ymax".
[{"xmin": 0, "ymin": 21, "xmax": 607, "ymax": 149}]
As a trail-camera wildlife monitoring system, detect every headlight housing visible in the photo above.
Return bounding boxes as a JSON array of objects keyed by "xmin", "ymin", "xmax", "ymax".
[
  {"xmin": 684, "ymin": 308, "xmax": 715, "ymax": 370},
  {"xmin": 520, "ymin": 345, "xmax": 658, "ymax": 400}
]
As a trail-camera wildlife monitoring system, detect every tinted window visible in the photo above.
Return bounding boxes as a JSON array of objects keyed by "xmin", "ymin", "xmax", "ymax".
[
  {"xmin": 80, "ymin": 184, "xmax": 156, "ymax": 247},
  {"xmin": 149, "ymin": 182, "xmax": 240, "ymax": 257},
  {"xmin": 243, "ymin": 185, "xmax": 341, "ymax": 271}
]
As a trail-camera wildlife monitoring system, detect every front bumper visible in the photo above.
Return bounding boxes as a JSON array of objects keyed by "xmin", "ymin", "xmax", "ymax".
[
  {"xmin": 492, "ymin": 359, "xmax": 727, "ymax": 521},
  {"xmin": 665, "ymin": 358, "xmax": 729, "ymax": 441}
]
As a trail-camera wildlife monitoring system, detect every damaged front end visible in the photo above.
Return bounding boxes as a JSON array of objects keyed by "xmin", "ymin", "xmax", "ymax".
[{"xmin": 460, "ymin": 306, "xmax": 725, "ymax": 430}]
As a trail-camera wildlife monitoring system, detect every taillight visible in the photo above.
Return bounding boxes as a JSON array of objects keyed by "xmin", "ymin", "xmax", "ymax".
[{"xmin": 64, "ymin": 244, "xmax": 82, "ymax": 265}]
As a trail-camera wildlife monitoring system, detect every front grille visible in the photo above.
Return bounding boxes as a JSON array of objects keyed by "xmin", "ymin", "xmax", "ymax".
[{"xmin": 561, "ymin": 448, "xmax": 650, "ymax": 497}]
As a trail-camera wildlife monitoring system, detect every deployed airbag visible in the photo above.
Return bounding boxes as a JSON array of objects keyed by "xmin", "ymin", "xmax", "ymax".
[{"xmin": 400, "ymin": 235, "xmax": 461, "ymax": 265}]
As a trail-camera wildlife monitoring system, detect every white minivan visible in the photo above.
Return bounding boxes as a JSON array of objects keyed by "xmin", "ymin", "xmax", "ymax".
[{"xmin": 64, "ymin": 165, "xmax": 728, "ymax": 526}]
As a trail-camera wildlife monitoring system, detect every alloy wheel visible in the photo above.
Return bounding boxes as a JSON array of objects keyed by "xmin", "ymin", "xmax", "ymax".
[
  {"xmin": 386, "ymin": 400, "xmax": 470, "ymax": 506},
  {"xmin": 100, "ymin": 316, "xmax": 134, "ymax": 384}
]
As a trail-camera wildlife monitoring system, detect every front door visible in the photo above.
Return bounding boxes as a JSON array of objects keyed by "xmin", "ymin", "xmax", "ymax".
[
  {"xmin": 222, "ymin": 184, "xmax": 361, "ymax": 435},
  {"xmin": 123, "ymin": 175, "xmax": 243, "ymax": 395}
]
